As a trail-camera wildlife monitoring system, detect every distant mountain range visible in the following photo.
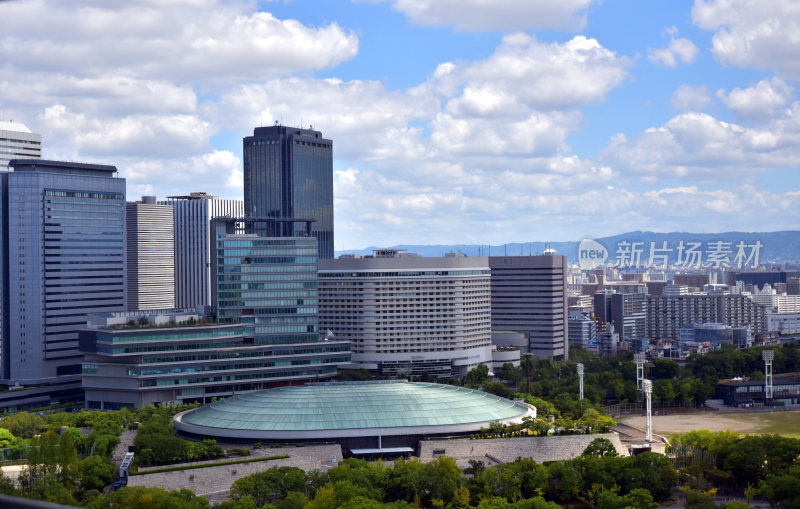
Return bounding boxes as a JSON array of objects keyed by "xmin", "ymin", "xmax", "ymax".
[{"xmin": 337, "ymin": 231, "xmax": 800, "ymax": 266}]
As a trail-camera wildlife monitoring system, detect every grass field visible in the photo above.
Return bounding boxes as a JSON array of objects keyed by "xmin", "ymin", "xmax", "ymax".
[{"xmin": 620, "ymin": 410, "xmax": 800, "ymax": 438}]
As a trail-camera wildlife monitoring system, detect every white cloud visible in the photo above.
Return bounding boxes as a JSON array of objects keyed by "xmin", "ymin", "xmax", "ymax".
[
  {"xmin": 671, "ymin": 84, "xmax": 712, "ymax": 110},
  {"xmin": 600, "ymin": 109, "xmax": 800, "ymax": 180},
  {"xmin": 648, "ymin": 26, "xmax": 699, "ymax": 67},
  {"xmin": 717, "ymin": 77, "xmax": 794, "ymax": 120},
  {"xmin": 455, "ymin": 35, "xmax": 630, "ymax": 111},
  {"xmin": 365, "ymin": 0, "xmax": 596, "ymax": 32},
  {"xmin": 0, "ymin": 0, "xmax": 358, "ymax": 84},
  {"xmin": 692, "ymin": 0, "xmax": 800, "ymax": 79}
]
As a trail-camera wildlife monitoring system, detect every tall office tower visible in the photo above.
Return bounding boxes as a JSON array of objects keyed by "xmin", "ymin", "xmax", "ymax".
[
  {"xmin": 210, "ymin": 218, "xmax": 346, "ymax": 377},
  {"xmin": 162, "ymin": 193, "xmax": 243, "ymax": 308},
  {"xmin": 593, "ymin": 291, "xmax": 647, "ymax": 344},
  {"xmin": 243, "ymin": 126, "xmax": 334, "ymax": 259},
  {"xmin": 0, "ymin": 121, "xmax": 41, "ymax": 170},
  {"xmin": 489, "ymin": 255, "xmax": 568, "ymax": 359},
  {"xmin": 0, "ymin": 160, "xmax": 126, "ymax": 386},
  {"xmin": 318, "ymin": 251, "xmax": 492, "ymax": 379},
  {"xmin": 127, "ymin": 197, "xmax": 175, "ymax": 310}
]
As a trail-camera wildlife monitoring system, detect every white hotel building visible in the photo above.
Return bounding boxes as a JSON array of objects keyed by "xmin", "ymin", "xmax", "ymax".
[{"xmin": 318, "ymin": 251, "xmax": 492, "ymax": 379}]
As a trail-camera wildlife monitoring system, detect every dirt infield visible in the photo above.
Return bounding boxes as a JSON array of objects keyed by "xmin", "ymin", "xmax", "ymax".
[{"xmin": 621, "ymin": 410, "xmax": 800, "ymax": 437}]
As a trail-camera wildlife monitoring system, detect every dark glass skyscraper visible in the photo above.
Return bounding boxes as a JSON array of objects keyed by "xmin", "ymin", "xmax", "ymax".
[{"xmin": 243, "ymin": 126, "xmax": 334, "ymax": 259}]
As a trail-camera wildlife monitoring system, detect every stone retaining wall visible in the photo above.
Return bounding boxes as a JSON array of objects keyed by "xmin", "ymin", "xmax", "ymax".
[{"xmin": 418, "ymin": 433, "xmax": 628, "ymax": 466}]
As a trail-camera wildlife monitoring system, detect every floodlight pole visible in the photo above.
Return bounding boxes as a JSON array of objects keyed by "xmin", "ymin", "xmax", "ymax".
[
  {"xmin": 763, "ymin": 350, "xmax": 774, "ymax": 401},
  {"xmin": 642, "ymin": 379, "xmax": 653, "ymax": 443},
  {"xmin": 577, "ymin": 363, "xmax": 584, "ymax": 401},
  {"xmin": 634, "ymin": 352, "xmax": 646, "ymax": 391}
]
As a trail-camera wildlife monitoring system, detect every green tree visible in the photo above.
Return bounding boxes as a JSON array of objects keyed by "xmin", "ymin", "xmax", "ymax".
[
  {"xmin": 466, "ymin": 364, "xmax": 490, "ymax": 388},
  {"xmin": 499, "ymin": 363, "xmax": 522, "ymax": 387},
  {"xmin": 582, "ymin": 437, "xmax": 619, "ymax": 457},
  {"xmin": 88, "ymin": 486, "xmax": 211, "ymax": 509},
  {"xmin": 229, "ymin": 467, "xmax": 308, "ymax": 507},
  {"xmin": 0, "ymin": 411, "xmax": 46, "ymax": 438},
  {"xmin": 0, "ymin": 428, "xmax": 15, "ymax": 447},
  {"xmin": 421, "ymin": 457, "xmax": 462, "ymax": 504},
  {"xmin": 79, "ymin": 455, "xmax": 116, "ymax": 493}
]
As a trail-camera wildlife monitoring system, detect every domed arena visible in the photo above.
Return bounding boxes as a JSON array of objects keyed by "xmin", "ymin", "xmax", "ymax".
[{"xmin": 174, "ymin": 381, "xmax": 536, "ymax": 455}]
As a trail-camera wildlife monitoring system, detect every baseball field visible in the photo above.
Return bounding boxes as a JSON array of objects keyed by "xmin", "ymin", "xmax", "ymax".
[{"xmin": 620, "ymin": 410, "xmax": 800, "ymax": 438}]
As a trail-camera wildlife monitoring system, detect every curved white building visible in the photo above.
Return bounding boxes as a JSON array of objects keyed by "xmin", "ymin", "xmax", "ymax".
[{"xmin": 319, "ymin": 252, "xmax": 492, "ymax": 378}]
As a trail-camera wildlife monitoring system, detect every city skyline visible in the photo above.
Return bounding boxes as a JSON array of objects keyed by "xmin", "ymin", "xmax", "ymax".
[{"xmin": 1, "ymin": 1, "xmax": 799, "ymax": 249}]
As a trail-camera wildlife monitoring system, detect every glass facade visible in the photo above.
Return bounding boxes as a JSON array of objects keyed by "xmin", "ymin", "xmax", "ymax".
[
  {"xmin": 1, "ymin": 160, "xmax": 126, "ymax": 384},
  {"xmin": 214, "ymin": 228, "xmax": 320, "ymax": 346},
  {"xmin": 179, "ymin": 381, "xmax": 532, "ymax": 432},
  {"xmin": 243, "ymin": 126, "xmax": 334, "ymax": 259}
]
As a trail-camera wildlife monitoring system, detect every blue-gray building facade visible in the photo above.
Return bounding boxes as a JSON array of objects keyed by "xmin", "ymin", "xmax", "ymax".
[
  {"xmin": 1, "ymin": 159, "xmax": 126, "ymax": 385},
  {"xmin": 243, "ymin": 126, "xmax": 334, "ymax": 259},
  {"xmin": 161, "ymin": 192, "xmax": 244, "ymax": 308}
]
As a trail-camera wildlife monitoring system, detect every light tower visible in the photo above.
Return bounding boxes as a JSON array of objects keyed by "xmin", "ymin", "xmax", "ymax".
[
  {"xmin": 577, "ymin": 363, "xmax": 584, "ymax": 400},
  {"xmin": 634, "ymin": 352, "xmax": 646, "ymax": 391},
  {"xmin": 642, "ymin": 379, "xmax": 653, "ymax": 442},
  {"xmin": 763, "ymin": 350, "xmax": 774, "ymax": 400}
]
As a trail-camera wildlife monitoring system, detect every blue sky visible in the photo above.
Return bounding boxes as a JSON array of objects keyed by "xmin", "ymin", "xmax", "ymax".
[{"xmin": 1, "ymin": 0, "xmax": 799, "ymax": 250}]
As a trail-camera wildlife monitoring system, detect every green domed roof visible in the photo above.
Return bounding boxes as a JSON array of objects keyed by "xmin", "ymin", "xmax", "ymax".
[{"xmin": 177, "ymin": 381, "xmax": 531, "ymax": 433}]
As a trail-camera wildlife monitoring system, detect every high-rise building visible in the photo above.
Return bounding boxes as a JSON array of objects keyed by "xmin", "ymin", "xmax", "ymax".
[
  {"xmin": 489, "ymin": 255, "xmax": 568, "ymax": 359},
  {"xmin": 243, "ymin": 126, "xmax": 334, "ymax": 259},
  {"xmin": 0, "ymin": 121, "xmax": 41, "ymax": 170},
  {"xmin": 0, "ymin": 160, "xmax": 126, "ymax": 386},
  {"xmin": 162, "ymin": 193, "xmax": 243, "ymax": 308},
  {"xmin": 127, "ymin": 197, "xmax": 174, "ymax": 310},
  {"xmin": 593, "ymin": 291, "xmax": 647, "ymax": 344},
  {"xmin": 318, "ymin": 251, "xmax": 492, "ymax": 378},
  {"xmin": 210, "ymin": 217, "xmax": 344, "ymax": 361},
  {"xmin": 646, "ymin": 294, "xmax": 766, "ymax": 340}
]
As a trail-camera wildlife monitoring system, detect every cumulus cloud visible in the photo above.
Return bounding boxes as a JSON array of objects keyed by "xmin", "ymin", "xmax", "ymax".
[
  {"xmin": 600, "ymin": 108, "xmax": 800, "ymax": 180},
  {"xmin": 365, "ymin": 0, "xmax": 596, "ymax": 32},
  {"xmin": 209, "ymin": 34, "xmax": 630, "ymax": 165},
  {"xmin": 0, "ymin": 0, "xmax": 358, "ymax": 83},
  {"xmin": 671, "ymin": 84, "xmax": 712, "ymax": 110},
  {"xmin": 717, "ymin": 77, "xmax": 794, "ymax": 120},
  {"xmin": 454, "ymin": 34, "xmax": 630, "ymax": 111},
  {"xmin": 648, "ymin": 26, "xmax": 699, "ymax": 67},
  {"xmin": 0, "ymin": 0, "xmax": 359, "ymax": 200},
  {"xmin": 692, "ymin": 0, "xmax": 800, "ymax": 79}
]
